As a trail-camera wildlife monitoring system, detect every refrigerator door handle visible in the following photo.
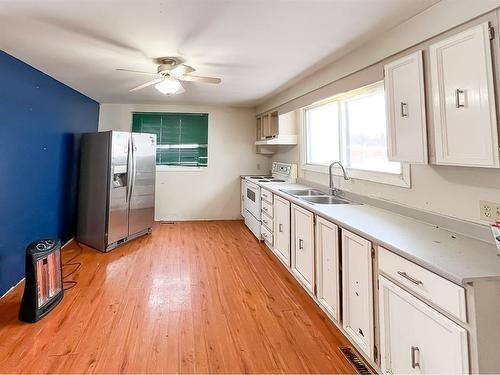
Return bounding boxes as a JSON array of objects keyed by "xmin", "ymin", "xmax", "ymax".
[
  {"xmin": 126, "ymin": 137, "xmax": 133, "ymax": 202},
  {"xmin": 130, "ymin": 138, "xmax": 137, "ymax": 199}
]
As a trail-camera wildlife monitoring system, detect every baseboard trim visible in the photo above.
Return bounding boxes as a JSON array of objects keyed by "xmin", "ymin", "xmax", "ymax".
[
  {"xmin": 0, "ymin": 277, "xmax": 25, "ymax": 301},
  {"xmin": 154, "ymin": 217, "xmax": 243, "ymax": 222}
]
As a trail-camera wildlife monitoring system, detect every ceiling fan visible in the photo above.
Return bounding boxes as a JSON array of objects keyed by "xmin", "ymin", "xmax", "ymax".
[{"xmin": 117, "ymin": 57, "xmax": 222, "ymax": 95}]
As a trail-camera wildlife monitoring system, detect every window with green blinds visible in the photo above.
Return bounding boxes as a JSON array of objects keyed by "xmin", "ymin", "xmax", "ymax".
[{"xmin": 132, "ymin": 112, "xmax": 208, "ymax": 167}]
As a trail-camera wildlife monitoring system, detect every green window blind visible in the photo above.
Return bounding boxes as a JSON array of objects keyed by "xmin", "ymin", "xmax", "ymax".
[{"xmin": 132, "ymin": 112, "xmax": 208, "ymax": 167}]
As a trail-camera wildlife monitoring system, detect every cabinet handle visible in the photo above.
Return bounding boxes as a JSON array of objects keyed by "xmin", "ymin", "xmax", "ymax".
[
  {"xmin": 299, "ymin": 239, "xmax": 304, "ymax": 250},
  {"xmin": 411, "ymin": 346, "xmax": 420, "ymax": 369},
  {"xmin": 455, "ymin": 89, "xmax": 465, "ymax": 108},
  {"xmin": 400, "ymin": 102, "xmax": 409, "ymax": 117},
  {"xmin": 397, "ymin": 271, "xmax": 423, "ymax": 285},
  {"xmin": 262, "ymin": 206, "xmax": 268, "ymax": 212},
  {"xmin": 279, "ymin": 224, "xmax": 283, "ymax": 232}
]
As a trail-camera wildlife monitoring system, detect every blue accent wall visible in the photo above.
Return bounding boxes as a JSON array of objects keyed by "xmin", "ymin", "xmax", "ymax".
[{"xmin": 0, "ymin": 51, "xmax": 99, "ymax": 296}]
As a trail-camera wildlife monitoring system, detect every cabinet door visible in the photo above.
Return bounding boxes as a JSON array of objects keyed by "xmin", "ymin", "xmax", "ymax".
[
  {"xmin": 379, "ymin": 276, "xmax": 469, "ymax": 374},
  {"xmin": 429, "ymin": 22, "xmax": 499, "ymax": 167},
  {"xmin": 385, "ymin": 50, "xmax": 428, "ymax": 163},
  {"xmin": 342, "ymin": 229, "xmax": 374, "ymax": 360},
  {"xmin": 274, "ymin": 195, "xmax": 291, "ymax": 267},
  {"xmin": 240, "ymin": 179, "xmax": 245, "ymax": 217},
  {"xmin": 315, "ymin": 216, "xmax": 340, "ymax": 321},
  {"xmin": 262, "ymin": 114, "xmax": 271, "ymax": 138},
  {"xmin": 291, "ymin": 204, "xmax": 315, "ymax": 293}
]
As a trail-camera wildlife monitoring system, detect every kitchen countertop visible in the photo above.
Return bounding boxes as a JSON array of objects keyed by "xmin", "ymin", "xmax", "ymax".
[{"xmin": 254, "ymin": 181, "xmax": 500, "ymax": 286}]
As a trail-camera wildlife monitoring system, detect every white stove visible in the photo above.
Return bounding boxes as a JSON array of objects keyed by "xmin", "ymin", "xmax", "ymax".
[
  {"xmin": 244, "ymin": 162, "xmax": 297, "ymax": 184},
  {"xmin": 244, "ymin": 162, "xmax": 297, "ymax": 239}
]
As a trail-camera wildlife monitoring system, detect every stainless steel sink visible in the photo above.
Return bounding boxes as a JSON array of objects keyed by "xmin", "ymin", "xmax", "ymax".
[
  {"xmin": 301, "ymin": 195, "xmax": 352, "ymax": 205},
  {"xmin": 280, "ymin": 189, "xmax": 326, "ymax": 196}
]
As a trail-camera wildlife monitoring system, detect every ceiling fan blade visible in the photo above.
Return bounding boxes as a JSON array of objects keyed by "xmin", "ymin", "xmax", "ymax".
[
  {"xmin": 179, "ymin": 75, "xmax": 221, "ymax": 84},
  {"xmin": 169, "ymin": 64, "xmax": 195, "ymax": 77},
  {"xmin": 117, "ymin": 68, "xmax": 158, "ymax": 76},
  {"xmin": 129, "ymin": 78, "xmax": 163, "ymax": 92}
]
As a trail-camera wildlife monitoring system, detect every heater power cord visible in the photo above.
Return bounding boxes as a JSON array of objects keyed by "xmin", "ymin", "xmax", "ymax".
[{"xmin": 62, "ymin": 242, "xmax": 83, "ymax": 291}]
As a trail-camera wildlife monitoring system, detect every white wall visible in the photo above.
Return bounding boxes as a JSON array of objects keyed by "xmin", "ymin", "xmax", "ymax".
[
  {"xmin": 266, "ymin": 5, "xmax": 500, "ymax": 227},
  {"xmin": 257, "ymin": 0, "xmax": 500, "ymax": 114},
  {"xmin": 99, "ymin": 103, "xmax": 271, "ymax": 221},
  {"xmin": 273, "ymin": 141, "xmax": 500, "ymax": 225}
]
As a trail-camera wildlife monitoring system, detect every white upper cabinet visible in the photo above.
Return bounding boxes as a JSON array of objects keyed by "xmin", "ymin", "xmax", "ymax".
[
  {"xmin": 384, "ymin": 50, "xmax": 428, "ymax": 163},
  {"xmin": 315, "ymin": 216, "xmax": 340, "ymax": 321},
  {"xmin": 273, "ymin": 195, "xmax": 291, "ymax": 267},
  {"xmin": 429, "ymin": 22, "xmax": 499, "ymax": 168},
  {"xmin": 341, "ymin": 229, "xmax": 374, "ymax": 361},
  {"xmin": 379, "ymin": 276, "xmax": 469, "ymax": 374},
  {"xmin": 291, "ymin": 204, "xmax": 315, "ymax": 293},
  {"xmin": 255, "ymin": 111, "xmax": 298, "ymax": 146}
]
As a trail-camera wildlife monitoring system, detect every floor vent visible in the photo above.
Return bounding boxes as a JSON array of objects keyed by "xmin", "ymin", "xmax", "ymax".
[
  {"xmin": 339, "ymin": 346, "xmax": 372, "ymax": 374},
  {"xmin": 159, "ymin": 221, "xmax": 175, "ymax": 225}
]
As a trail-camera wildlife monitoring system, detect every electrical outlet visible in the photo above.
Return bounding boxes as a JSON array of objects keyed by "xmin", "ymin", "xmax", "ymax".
[{"xmin": 480, "ymin": 200, "xmax": 500, "ymax": 222}]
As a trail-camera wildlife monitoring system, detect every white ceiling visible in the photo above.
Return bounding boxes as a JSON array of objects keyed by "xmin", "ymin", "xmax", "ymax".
[{"xmin": 0, "ymin": 0, "xmax": 440, "ymax": 106}]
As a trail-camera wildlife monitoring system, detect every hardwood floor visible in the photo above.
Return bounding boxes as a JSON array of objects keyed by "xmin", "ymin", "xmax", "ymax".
[{"xmin": 0, "ymin": 221, "xmax": 355, "ymax": 374}]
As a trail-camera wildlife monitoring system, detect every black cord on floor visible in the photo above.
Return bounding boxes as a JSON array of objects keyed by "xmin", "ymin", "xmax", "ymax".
[
  {"xmin": 63, "ymin": 242, "xmax": 82, "ymax": 266},
  {"xmin": 62, "ymin": 241, "xmax": 83, "ymax": 291},
  {"xmin": 63, "ymin": 280, "xmax": 77, "ymax": 291}
]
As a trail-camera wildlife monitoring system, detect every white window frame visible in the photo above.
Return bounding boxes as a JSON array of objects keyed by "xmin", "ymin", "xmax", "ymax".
[{"xmin": 301, "ymin": 82, "xmax": 411, "ymax": 188}]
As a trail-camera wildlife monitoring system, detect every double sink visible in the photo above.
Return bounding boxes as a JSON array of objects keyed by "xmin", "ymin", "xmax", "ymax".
[{"xmin": 280, "ymin": 189, "xmax": 355, "ymax": 205}]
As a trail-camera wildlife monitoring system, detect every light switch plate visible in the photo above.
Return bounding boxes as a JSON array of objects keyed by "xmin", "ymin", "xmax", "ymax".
[{"xmin": 480, "ymin": 200, "xmax": 500, "ymax": 222}]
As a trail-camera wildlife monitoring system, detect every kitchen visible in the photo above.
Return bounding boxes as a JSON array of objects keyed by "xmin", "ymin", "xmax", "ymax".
[{"xmin": 1, "ymin": 1, "xmax": 500, "ymax": 374}]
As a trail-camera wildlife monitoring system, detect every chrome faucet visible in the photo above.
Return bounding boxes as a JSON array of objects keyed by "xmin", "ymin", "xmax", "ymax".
[{"xmin": 329, "ymin": 162, "xmax": 350, "ymax": 195}]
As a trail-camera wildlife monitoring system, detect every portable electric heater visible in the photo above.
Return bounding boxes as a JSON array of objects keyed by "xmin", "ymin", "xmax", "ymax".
[{"xmin": 19, "ymin": 239, "xmax": 64, "ymax": 322}]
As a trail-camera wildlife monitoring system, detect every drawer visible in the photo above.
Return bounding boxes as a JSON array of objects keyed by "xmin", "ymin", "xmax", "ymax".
[
  {"xmin": 261, "ymin": 212, "xmax": 274, "ymax": 232},
  {"xmin": 261, "ymin": 189, "xmax": 273, "ymax": 203},
  {"xmin": 261, "ymin": 200, "xmax": 273, "ymax": 218},
  {"xmin": 261, "ymin": 224, "xmax": 273, "ymax": 247},
  {"xmin": 378, "ymin": 247, "xmax": 466, "ymax": 322}
]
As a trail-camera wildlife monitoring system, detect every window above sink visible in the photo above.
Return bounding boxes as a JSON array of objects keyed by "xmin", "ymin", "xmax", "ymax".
[{"xmin": 301, "ymin": 81, "xmax": 410, "ymax": 188}]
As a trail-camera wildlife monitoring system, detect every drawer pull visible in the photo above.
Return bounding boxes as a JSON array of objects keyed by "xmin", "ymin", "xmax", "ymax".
[
  {"xmin": 400, "ymin": 102, "xmax": 409, "ymax": 117},
  {"xmin": 411, "ymin": 346, "xmax": 420, "ymax": 369},
  {"xmin": 299, "ymin": 239, "xmax": 304, "ymax": 250},
  {"xmin": 455, "ymin": 89, "xmax": 465, "ymax": 108},
  {"xmin": 397, "ymin": 271, "xmax": 423, "ymax": 285},
  {"xmin": 279, "ymin": 223, "xmax": 283, "ymax": 232},
  {"xmin": 262, "ymin": 206, "xmax": 268, "ymax": 212}
]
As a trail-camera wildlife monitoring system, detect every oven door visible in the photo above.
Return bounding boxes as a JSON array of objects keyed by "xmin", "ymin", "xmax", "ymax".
[{"xmin": 244, "ymin": 181, "xmax": 261, "ymax": 219}]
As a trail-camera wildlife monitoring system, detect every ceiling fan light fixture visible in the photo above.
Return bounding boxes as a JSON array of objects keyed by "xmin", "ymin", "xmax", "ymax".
[{"xmin": 155, "ymin": 76, "xmax": 183, "ymax": 95}]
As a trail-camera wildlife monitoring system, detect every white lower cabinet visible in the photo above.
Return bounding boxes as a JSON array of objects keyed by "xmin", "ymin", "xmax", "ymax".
[
  {"xmin": 240, "ymin": 178, "xmax": 245, "ymax": 217},
  {"xmin": 291, "ymin": 203, "xmax": 315, "ymax": 293},
  {"xmin": 341, "ymin": 229, "xmax": 374, "ymax": 361},
  {"xmin": 379, "ymin": 275, "xmax": 469, "ymax": 374},
  {"xmin": 315, "ymin": 216, "xmax": 340, "ymax": 321},
  {"xmin": 273, "ymin": 195, "xmax": 291, "ymax": 266}
]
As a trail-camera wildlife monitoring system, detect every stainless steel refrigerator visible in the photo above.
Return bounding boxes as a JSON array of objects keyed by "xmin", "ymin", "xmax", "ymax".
[{"xmin": 76, "ymin": 131, "xmax": 156, "ymax": 252}]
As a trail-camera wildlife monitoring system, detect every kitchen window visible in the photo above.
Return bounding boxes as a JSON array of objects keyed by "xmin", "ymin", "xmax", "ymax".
[
  {"xmin": 303, "ymin": 82, "xmax": 409, "ymax": 187},
  {"xmin": 132, "ymin": 112, "xmax": 208, "ymax": 168}
]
